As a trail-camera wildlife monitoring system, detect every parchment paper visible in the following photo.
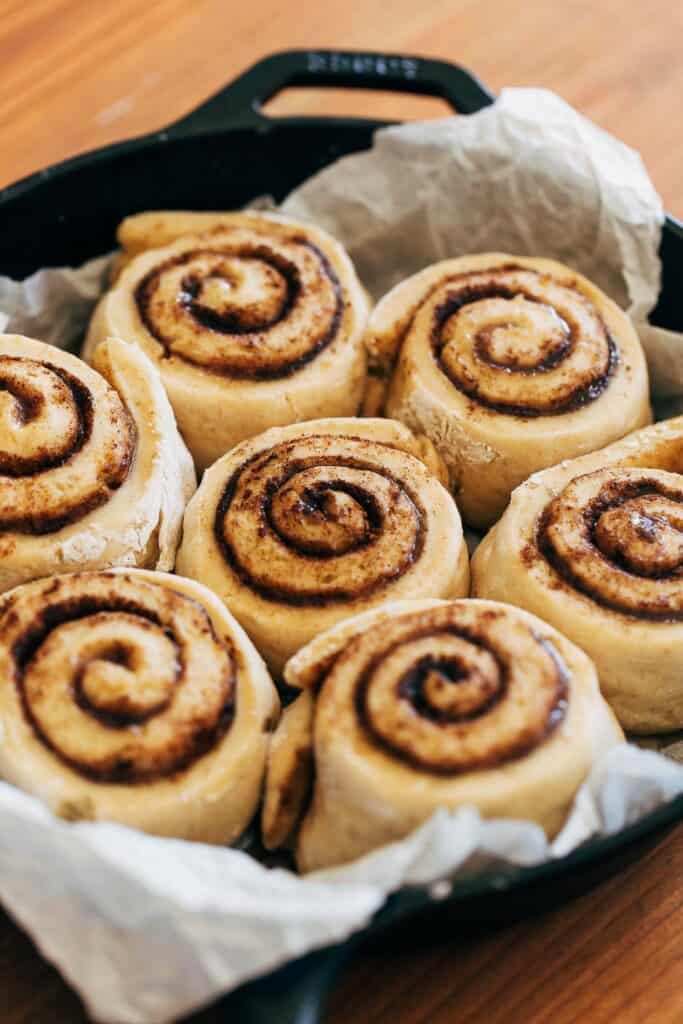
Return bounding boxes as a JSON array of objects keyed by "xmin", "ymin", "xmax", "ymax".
[{"xmin": 1, "ymin": 88, "xmax": 683, "ymax": 1024}]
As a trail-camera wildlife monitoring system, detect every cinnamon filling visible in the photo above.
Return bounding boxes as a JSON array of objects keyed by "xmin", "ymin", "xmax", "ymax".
[
  {"xmin": 214, "ymin": 435, "xmax": 426, "ymax": 606},
  {"xmin": 5, "ymin": 573, "xmax": 236, "ymax": 783},
  {"xmin": 397, "ymin": 263, "xmax": 617, "ymax": 417},
  {"xmin": 345, "ymin": 605, "xmax": 568, "ymax": 773},
  {"xmin": 0, "ymin": 357, "xmax": 136, "ymax": 534},
  {"xmin": 538, "ymin": 470, "xmax": 683, "ymax": 619},
  {"xmin": 134, "ymin": 233, "xmax": 344, "ymax": 380}
]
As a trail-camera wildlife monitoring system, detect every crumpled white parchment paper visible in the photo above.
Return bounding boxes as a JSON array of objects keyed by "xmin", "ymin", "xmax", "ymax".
[
  {"xmin": 0, "ymin": 746, "xmax": 680, "ymax": 1024},
  {"xmin": 1, "ymin": 88, "xmax": 683, "ymax": 1024}
]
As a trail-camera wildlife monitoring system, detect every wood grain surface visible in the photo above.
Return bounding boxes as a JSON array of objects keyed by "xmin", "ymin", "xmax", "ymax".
[{"xmin": 1, "ymin": 1, "xmax": 683, "ymax": 1021}]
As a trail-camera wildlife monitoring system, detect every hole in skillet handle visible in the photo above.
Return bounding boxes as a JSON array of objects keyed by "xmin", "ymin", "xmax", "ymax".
[
  {"xmin": 163, "ymin": 48, "xmax": 496, "ymax": 137},
  {"xmin": 262, "ymin": 86, "xmax": 459, "ymax": 124},
  {"xmin": 190, "ymin": 945, "xmax": 354, "ymax": 1024}
]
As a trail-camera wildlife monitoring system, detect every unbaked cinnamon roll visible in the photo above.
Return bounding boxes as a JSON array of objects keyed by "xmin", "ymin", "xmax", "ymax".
[
  {"xmin": 85, "ymin": 210, "xmax": 370, "ymax": 470},
  {"xmin": 471, "ymin": 416, "xmax": 683, "ymax": 733},
  {"xmin": 176, "ymin": 418, "xmax": 469, "ymax": 675},
  {"xmin": 0, "ymin": 335, "xmax": 195, "ymax": 592},
  {"xmin": 0, "ymin": 569, "xmax": 278, "ymax": 842},
  {"xmin": 262, "ymin": 598, "xmax": 622, "ymax": 870},
  {"xmin": 366, "ymin": 254, "xmax": 651, "ymax": 528}
]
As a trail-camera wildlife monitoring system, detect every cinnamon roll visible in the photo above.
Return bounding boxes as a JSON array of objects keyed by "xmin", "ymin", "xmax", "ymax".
[
  {"xmin": 176, "ymin": 418, "xmax": 469, "ymax": 675},
  {"xmin": 471, "ymin": 416, "xmax": 683, "ymax": 732},
  {"xmin": 0, "ymin": 569, "xmax": 278, "ymax": 842},
  {"xmin": 85, "ymin": 210, "xmax": 370, "ymax": 470},
  {"xmin": 0, "ymin": 335, "xmax": 195, "ymax": 592},
  {"xmin": 263, "ymin": 599, "xmax": 622, "ymax": 870},
  {"xmin": 366, "ymin": 254, "xmax": 651, "ymax": 528}
]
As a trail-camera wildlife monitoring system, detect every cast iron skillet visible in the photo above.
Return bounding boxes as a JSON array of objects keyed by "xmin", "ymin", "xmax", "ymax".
[{"xmin": 2, "ymin": 49, "xmax": 683, "ymax": 1024}]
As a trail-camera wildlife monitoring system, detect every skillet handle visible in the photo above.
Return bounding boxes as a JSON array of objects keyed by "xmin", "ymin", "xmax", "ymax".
[
  {"xmin": 214, "ymin": 944, "xmax": 351, "ymax": 1024},
  {"xmin": 165, "ymin": 48, "xmax": 495, "ymax": 136}
]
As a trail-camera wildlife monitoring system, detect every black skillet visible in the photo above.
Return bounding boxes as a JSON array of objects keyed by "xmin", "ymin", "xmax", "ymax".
[{"xmin": 1, "ymin": 48, "xmax": 683, "ymax": 1024}]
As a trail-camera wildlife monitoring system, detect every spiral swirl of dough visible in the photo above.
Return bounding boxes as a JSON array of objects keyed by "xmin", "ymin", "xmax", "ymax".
[
  {"xmin": 0, "ymin": 351, "xmax": 134, "ymax": 533},
  {"xmin": 216, "ymin": 434, "xmax": 429, "ymax": 605},
  {"xmin": 6, "ymin": 571, "xmax": 236, "ymax": 782},
  {"xmin": 539, "ymin": 469, "xmax": 683, "ymax": 619},
  {"xmin": 0, "ymin": 570, "xmax": 278, "ymax": 842},
  {"xmin": 425, "ymin": 264, "xmax": 616, "ymax": 415},
  {"xmin": 134, "ymin": 233, "xmax": 342, "ymax": 379},
  {"xmin": 334, "ymin": 602, "xmax": 568, "ymax": 773}
]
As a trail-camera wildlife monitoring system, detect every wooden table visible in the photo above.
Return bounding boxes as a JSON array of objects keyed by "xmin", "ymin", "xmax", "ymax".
[{"xmin": 1, "ymin": 1, "xmax": 683, "ymax": 1021}]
